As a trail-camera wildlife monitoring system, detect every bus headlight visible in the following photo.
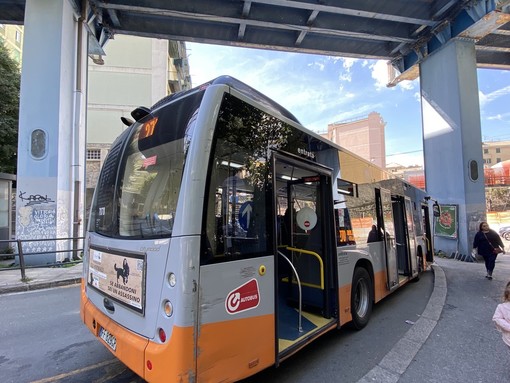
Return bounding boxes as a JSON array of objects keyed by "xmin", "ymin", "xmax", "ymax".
[
  {"xmin": 168, "ymin": 272, "xmax": 176, "ymax": 287},
  {"xmin": 163, "ymin": 300, "xmax": 173, "ymax": 317}
]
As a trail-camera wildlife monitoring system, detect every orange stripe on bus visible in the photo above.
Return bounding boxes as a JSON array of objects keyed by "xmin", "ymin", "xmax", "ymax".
[
  {"xmin": 197, "ymin": 314, "xmax": 275, "ymax": 382},
  {"xmin": 144, "ymin": 327, "xmax": 195, "ymax": 383},
  {"xmin": 82, "ymin": 290, "xmax": 197, "ymax": 382},
  {"xmin": 81, "ymin": 292, "xmax": 148, "ymax": 378},
  {"xmin": 338, "ymin": 284, "xmax": 352, "ymax": 325},
  {"xmin": 373, "ymin": 269, "xmax": 390, "ymax": 302}
]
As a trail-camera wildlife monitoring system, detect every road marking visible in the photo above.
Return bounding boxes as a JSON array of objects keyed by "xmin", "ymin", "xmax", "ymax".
[{"xmin": 30, "ymin": 359, "xmax": 120, "ymax": 383}]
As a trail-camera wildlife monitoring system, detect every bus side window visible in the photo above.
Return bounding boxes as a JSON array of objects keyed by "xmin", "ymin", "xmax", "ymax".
[{"xmin": 335, "ymin": 207, "xmax": 356, "ymax": 246}]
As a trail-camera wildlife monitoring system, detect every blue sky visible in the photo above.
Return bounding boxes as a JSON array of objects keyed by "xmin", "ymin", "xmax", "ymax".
[{"xmin": 186, "ymin": 42, "xmax": 510, "ymax": 167}]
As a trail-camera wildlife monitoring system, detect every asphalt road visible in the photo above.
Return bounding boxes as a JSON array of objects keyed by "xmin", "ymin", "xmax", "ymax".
[{"xmin": 0, "ymin": 271, "xmax": 433, "ymax": 383}]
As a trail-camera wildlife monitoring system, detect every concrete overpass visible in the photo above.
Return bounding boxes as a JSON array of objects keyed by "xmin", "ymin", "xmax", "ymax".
[{"xmin": 2, "ymin": 0, "xmax": 510, "ymax": 259}]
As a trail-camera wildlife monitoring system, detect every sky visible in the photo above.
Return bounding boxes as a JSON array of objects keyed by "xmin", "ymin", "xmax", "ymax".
[{"xmin": 186, "ymin": 42, "xmax": 510, "ymax": 168}]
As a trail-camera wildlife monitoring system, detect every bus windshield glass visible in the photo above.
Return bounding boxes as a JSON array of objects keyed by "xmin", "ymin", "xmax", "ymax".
[{"xmin": 89, "ymin": 90, "xmax": 204, "ymax": 238}]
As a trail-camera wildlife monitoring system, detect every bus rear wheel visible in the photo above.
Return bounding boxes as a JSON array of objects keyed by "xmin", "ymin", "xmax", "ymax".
[{"xmin": 351, "ymin": 267, "xmax": 373, "ymax": 330}]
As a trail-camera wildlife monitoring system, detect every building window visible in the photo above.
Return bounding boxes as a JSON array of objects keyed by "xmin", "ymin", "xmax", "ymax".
[
  {"xmin": 483, "ymin": 148, "xmax": 489, "ymax": 154},
  {"xmin": 485, "ymin": 158, "xmax": 492, "ymax": 164},
  {"xmin": 87, "ymin": 149, "xmax": 101, "ymax": 160},
  {"xmin": 497, "ymin": 158, "xmax": 501, "ymax": 163},
  {"xmin": 496, "ymin": 148, "xmax": 501, "ymax": 153}
]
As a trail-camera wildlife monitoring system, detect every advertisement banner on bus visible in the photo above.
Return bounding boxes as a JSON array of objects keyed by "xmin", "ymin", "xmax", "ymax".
[{"xmin": 88, "ymin": 247, "xmax": 146, "ymax": 314}]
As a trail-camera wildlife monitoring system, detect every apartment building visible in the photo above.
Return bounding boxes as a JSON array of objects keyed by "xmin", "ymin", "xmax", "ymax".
[
  {"xmin": 0, "ymin": 23, "xmax": 23, "ymax": 65},
  {"xmin": 320, "ymin": 112, "xmax": 386, "ymax": 169},
  {"xmin": 86, "ymin": 35, "xmax": 191, "ymax": 212},
  {"xmin": 482, "ymin": 140, "xmax": 510, "ymax": 167}
]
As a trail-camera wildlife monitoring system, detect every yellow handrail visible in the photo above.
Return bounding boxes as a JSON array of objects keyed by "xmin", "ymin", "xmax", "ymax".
[{"xmin": 285, "ymin": 246, "xmax": 324, "ymax": 290}]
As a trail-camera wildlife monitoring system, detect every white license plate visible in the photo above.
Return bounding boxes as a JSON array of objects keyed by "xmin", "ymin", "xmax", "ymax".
[{"xmin": 99, "ymin": 326, "xmax": 117, "ymax": 351}]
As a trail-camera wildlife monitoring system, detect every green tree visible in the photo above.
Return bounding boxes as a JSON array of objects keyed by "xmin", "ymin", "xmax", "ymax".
[{"xmin": 0, "ymin": 41, "xmax": 20, "ymax": 174}]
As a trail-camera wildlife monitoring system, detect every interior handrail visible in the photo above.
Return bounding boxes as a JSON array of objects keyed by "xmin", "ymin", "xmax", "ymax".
[
  {"xmin": 285, "ymin": 246, "xmax": 324, "ymax": 290},
  {"xmin": 277, "ymin": 250, "xmax": 303, "ymax": 333}
]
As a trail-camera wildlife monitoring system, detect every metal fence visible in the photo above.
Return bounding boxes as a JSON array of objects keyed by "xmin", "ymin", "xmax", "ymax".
[{"xmin": 0, "ymin": 237, "xmax": 83, "ymax": 281}]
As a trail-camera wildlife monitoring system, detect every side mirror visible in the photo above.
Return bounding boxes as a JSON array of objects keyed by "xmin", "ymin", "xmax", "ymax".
[{"xmin": 433, "ymin": 202, "xmax": 441, "ymax": 217}]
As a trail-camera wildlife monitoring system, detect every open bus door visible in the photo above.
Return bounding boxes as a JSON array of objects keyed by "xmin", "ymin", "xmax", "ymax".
[
  {"xmin": 391, "ymin": 195, "xmax": 418, "ymax": 280},
  {"xmin": 404, "ymin": 197, "xmax": 419, "ymax": 278},
  {"xmin": 422, "ymin": 203, "xmax": 434, "ymax": 263},
  {"xmin": 273, "ymin": 153, "xmax": 338, "ymax": 363},
  {"xmin": 378, "ymin": 188, "xmax": 399, "ymax": 291}
]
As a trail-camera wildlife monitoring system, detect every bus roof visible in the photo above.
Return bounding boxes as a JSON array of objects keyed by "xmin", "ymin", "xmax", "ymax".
[{"xmin": 150, "ymin": 75, "xmax": 301, "ymax": 125}]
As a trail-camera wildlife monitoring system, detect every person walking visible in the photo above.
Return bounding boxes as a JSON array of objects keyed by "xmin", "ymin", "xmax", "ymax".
[
  {"xmin": 493, "ymin": 281, "xmax": 510, "ymax": 348},
  {"xmin": 473, "ymin": 221, "xmax": 505, "ymax": 280}
]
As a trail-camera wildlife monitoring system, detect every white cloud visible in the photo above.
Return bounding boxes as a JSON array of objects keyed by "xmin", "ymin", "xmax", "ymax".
[
  {"xmin": 488, "ymin": 114, "xmax": 503, "ymax": 121},
  {"xmin": 399, "ymin": 78, "xmax": 417, "ymax": 91},
  {"xmin": 342, "ymin": 57, "xmax": 357, "ymax": 70},
  {"xmin": 370, "ymin": 60, "xmax": 390, "ymax": 90},
  {"xmin": 480, "ymin": 85, "xmax": 510, "ymax": 109},
  {"xmin": 339, "ymin": 72, "xmax": 352, "ymax": 82},
  {"xmin": 479, "ymin": 90, "xmax": 488, "ymax": 108},
  {"xmin": 386, "ymin": 152, "xmax": 424, "ymax": 167}
]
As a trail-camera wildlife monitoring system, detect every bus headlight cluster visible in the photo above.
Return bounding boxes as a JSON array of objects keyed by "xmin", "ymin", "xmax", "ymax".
[{"xmin": 163, "ymin": 300, "xmax": 173, "ymax": 317}]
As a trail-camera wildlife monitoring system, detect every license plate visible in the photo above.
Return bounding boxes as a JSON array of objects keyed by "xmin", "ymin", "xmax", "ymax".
[{"xmin": 99, "ymin": 326, "xmax": 117, "ymax": 351}]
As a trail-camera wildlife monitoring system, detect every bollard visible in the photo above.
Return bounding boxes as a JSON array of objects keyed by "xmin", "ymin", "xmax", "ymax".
[{"xmin": 17, "ymin": 239, "xmax": 26, "ymax": 281}]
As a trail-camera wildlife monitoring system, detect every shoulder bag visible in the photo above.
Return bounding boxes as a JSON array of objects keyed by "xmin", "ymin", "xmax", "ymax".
[{"xmin": 483, "ymin": 232, "xmax": 503, "ymax": 255}]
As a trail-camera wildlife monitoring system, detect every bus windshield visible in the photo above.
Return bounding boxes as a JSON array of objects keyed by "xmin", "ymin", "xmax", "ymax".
[{"xmin": 89, "ymin": 90, "xmax": 204, "ymax": 239}]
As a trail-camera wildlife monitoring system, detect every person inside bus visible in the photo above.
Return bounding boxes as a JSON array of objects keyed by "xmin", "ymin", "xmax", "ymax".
[
  {"xmin": 281, "ymin": 207, "xmax": 296, "ymax": 246},
  {"xmin": 367, "ymin": 225, "xmax": 380, "ymax": 243}
]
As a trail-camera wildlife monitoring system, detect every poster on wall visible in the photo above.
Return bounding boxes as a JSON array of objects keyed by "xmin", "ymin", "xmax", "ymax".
[{"xmin": 434, "ymin": 204, "xmax": 458, "ymax": 239}]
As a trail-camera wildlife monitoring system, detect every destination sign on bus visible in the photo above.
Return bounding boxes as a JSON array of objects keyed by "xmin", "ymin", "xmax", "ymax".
[
  {"xmin": 138, "ymin": 117, "xmax": 158, "ymax": 140},
  {"xmin": 88, "ymin": 247, "xmax": 146, "ymax": 314}
]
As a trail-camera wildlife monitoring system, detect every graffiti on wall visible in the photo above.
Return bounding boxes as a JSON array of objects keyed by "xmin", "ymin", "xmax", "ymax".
[{"xmin": 19, "ymin": 191, "xmax": 55, "ymax": 206}]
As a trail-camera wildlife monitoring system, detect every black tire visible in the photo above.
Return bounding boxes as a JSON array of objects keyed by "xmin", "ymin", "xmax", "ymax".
[
  {"xmin": 503, "ymin": 232, "xmax": 510, "ymax": 241},
  {"xmin": 351, "ymin": 267, "xmax": 373, "ymax": 330}
]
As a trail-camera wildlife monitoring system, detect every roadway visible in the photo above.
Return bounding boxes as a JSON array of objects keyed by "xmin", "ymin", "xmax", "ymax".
[{"xmin": 2, "ymin": 253, "xmax": 510, "ymax": 382}]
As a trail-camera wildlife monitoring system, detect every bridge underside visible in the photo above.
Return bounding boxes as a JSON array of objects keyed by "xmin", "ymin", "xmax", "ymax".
[{"xmin": 2, "ymin": 1, "xmax": 510, "ymax": 85}]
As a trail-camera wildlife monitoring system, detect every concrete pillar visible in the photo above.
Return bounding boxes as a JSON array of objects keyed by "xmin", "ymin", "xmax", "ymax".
[
  {"xmin": 16, "ymin": 0, "xmax": 87, "ymax": 264},
  {"xmin": 420, "ymin": 39, "xmax": 485, "ymax": 258}
]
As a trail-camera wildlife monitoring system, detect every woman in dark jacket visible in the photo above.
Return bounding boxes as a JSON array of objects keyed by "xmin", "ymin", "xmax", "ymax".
[{"xmin": 473, "ymin": 221, "xmax": 505, "ymax": 280}]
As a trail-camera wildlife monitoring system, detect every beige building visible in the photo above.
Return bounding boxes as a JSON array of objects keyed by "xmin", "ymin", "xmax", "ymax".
[
  {"xmin": 321, "ymin": 112, "xmax": 386, "ymax": 168},
  {"xmin": 0, "ymin": 23, "xmax": 23, "ymax": 65},
  {"xmin": 482, "ymin": 140, "xmax": 510, "ymax": 168},
  {"xmin": 86, "ymin": 35, "xmax": 191, "ymax": 209}
]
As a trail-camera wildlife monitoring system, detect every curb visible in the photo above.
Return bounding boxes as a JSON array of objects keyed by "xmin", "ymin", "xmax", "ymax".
[
  {"xmin": 0, "ymin": 277, "xmax": 82, "ymax": 295},
  {"xmin": 357, "ymin": 264, "xmax": 446, "ymax": 383}
]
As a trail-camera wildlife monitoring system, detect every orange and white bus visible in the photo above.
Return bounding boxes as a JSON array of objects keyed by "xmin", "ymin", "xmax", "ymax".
[{"xmin": 80, "ymin": 76, "xmax": 434, "ymax": 382}]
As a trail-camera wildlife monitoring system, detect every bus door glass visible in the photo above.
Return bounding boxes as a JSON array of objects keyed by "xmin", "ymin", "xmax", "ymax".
[
  {"xmin": 391, "ymin": 195, "xmax": 411, "ymax": 277},
  {"xmin": 274, "ymin": 154, "xmax": 336, "ymax": 358},
  {"xmin": 422, "ymin": 204, "xmax": 434, "ymax": 262},
  {"xmin": 405, "ymin": 197, "xmax": 418, "ymax": 277},
  {"xmin": 380, "ymin": 189, "xmax": 398, "ymax": 291}
]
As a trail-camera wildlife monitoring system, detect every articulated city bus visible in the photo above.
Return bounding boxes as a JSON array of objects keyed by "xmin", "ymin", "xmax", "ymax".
[{"xmin": 80, "ymin": 76, "xmax": 434, "ymax": 382}]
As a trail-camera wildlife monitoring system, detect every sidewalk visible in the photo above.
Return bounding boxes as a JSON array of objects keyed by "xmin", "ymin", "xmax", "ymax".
[
  {"xmin": 359, "ymin": 253, "xmax": 510, "ymax": 383},
  {"xmin": 0, "ymin": 261, "xmax": 83, "ymax": 294}
]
